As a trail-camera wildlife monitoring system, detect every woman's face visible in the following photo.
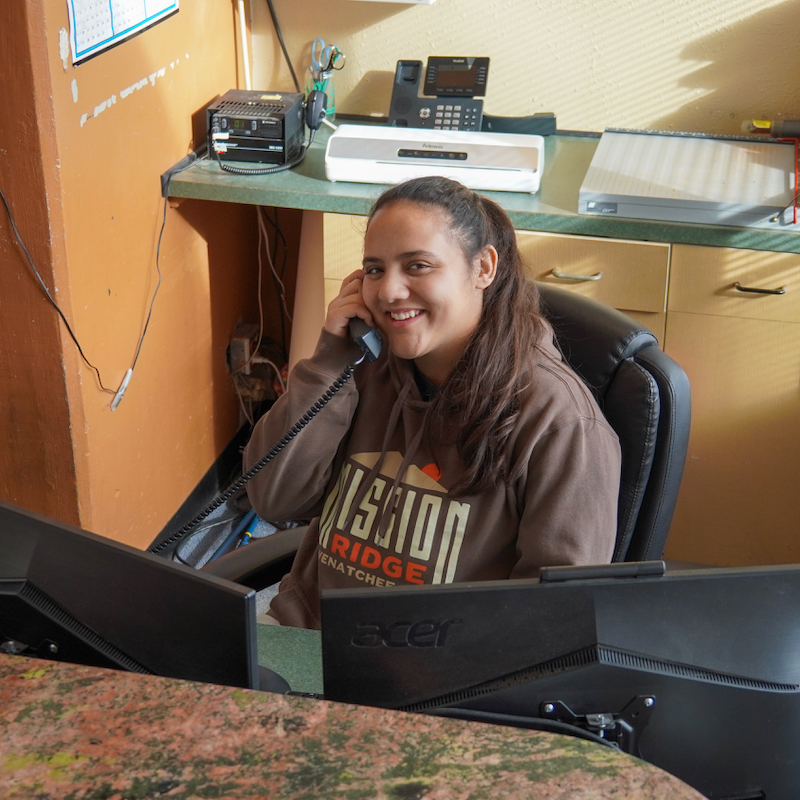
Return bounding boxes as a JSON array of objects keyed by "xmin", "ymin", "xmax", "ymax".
[{"xmin": 361, "ymin": 201, "xmax": 496, "ymax": 385}]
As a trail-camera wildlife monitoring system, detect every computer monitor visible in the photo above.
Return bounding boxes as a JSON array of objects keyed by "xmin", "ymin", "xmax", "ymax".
[
  {"xmin": 320, "ymin": 562, "xmax": 800, "ymax": 800},
  {"xmin": 0, "ymin": 499, "xmax": 266, "ymax": 690}
]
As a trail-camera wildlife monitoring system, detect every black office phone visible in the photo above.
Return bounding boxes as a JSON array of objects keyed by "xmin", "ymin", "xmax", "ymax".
[{"xmin": 387, "ymin": 57, "xmax": 489, "ymax": 131}]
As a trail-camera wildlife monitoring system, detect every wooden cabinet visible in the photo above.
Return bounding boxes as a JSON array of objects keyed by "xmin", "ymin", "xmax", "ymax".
[
  {"xmin": 664, "ymin": 245, "xmax": 800, "ymax": 566},
  {"xmin": 516, "ymin": 231, "xmax": 669, "ymax": 341}
]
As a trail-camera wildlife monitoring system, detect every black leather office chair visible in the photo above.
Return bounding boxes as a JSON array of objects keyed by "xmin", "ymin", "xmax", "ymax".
[
  {"xmin": 203, "ymin": 283, "xmax": 691, "ymax": 588},
  {"xmin": 536, "ymin": 284, "xmax": 690, "ymax": 561}
]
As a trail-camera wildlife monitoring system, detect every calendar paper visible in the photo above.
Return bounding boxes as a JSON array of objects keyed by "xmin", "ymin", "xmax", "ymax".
[{"xmin": 66, "ymin": 0, "xmax": 179, "ymax": 64}]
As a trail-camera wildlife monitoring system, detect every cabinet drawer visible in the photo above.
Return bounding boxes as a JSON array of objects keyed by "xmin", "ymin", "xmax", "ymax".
[
  {"xmin": 670, "ymin": 244, "xmax": 800, "ymax": 323},
  {"xmin": 517, "ymin": 231, "xmax": 670, "ymax": 313}
]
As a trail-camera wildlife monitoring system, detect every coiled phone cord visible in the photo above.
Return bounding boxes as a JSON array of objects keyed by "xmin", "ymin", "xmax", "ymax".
[
  {"xmin": 149, "ymin": 359, "xmax": 358, "ymax": 555},
  {"xmin": 212, "ymin": 140, "xmax": 310, "ymax": 176}
]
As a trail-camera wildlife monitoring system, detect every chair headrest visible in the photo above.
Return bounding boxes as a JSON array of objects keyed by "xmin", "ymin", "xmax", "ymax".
[{"xmin": 537, "ymin": 284, "xmax": 658, "ymax": 394}]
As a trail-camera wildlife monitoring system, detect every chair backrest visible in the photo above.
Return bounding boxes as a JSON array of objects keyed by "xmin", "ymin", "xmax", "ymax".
[{"xmin": 537, "ymin": 283, "xmax": 691, "ymax": 562}]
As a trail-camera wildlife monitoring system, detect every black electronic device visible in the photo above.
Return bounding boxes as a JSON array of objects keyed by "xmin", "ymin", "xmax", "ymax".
[
  {"xmin": 0, "ymin": 500, "xmax": 289, "ymax": 693},
  {"xmin": 321, "ymin": 562, "xmax": 800, "ymax": 800},
  {"xmin": 481, "ymin": 112, "xmax": 557, "ymax": 137},
  {"xmin": 387, "ymin": 58, "xmax": 488, "ymax": 131},
  {"xmin": 207, "ymin": 89, "xmax": 305, "ymax": 164},
  {"xmin": 348, "ymin": 318, "xmax": 383, "ymax": 362}
]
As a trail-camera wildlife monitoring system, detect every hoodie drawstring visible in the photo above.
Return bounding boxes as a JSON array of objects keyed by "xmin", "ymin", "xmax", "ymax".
[{"xmin": 340, "ymin": 379, "xmax": 427, "ymax": 539}]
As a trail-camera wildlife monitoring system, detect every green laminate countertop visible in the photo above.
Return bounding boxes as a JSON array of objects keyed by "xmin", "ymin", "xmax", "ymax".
[
  {"xmin": 257, "ymin": 622, "xmax": 323, "ymax": 696},
  {"xmin": 168, "ymin": 124, "xmax": 800, "ymax": 254}
]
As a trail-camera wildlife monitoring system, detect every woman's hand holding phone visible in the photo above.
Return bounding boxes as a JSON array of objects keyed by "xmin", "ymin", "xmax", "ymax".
[{"xmin": 324, "ymin": 269, "xmax": 375, "ymax": 339}]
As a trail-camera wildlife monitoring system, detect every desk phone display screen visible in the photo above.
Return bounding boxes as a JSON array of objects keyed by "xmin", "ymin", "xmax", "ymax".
[
  {"xmin": 423, "ymin": 57, "xmax": 489, "ymax": 97},
  {"xmin": 437, "ymin": 66, "xmax": 476, "ymax": 88}
]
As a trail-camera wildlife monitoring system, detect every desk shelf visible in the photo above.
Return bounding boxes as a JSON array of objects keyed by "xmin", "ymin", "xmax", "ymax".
[{"xmin": 168, "ymin": 127, "xmax": 800, "ymax": 255}]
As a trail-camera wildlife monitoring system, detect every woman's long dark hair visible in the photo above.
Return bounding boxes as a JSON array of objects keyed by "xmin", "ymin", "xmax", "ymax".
[{"xmin": 368, "ymin": 176, "xmax": 547, "ymax": 496}]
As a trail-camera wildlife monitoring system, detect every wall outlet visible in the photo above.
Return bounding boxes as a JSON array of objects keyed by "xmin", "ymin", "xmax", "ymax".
[{"xmin": 228, "ymin": 323, "xmax": 260, "ymax": 375}]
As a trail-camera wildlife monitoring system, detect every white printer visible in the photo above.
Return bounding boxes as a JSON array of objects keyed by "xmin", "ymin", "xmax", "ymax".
[{"xmin": 324, "ymin": 125, "xmax": 545, "ymax": 194}]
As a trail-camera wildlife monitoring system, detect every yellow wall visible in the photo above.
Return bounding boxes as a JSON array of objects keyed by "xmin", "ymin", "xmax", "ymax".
[{"xmin": 250, "ymin": 0, "xmax": 800, "ymax": 135}]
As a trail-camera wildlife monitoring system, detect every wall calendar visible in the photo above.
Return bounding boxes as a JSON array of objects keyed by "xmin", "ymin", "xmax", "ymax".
[{"xmin": 66, "ymin": 0, "xmax": 179, "ymax": 64}]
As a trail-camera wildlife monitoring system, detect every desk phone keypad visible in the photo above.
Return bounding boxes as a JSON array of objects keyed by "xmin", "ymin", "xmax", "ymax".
[
  {"xmin": 433, "ymin": 103, "xmax": 481, "ymax": 130},
  {"xmin": 414, "ymin": 102, "xmax": 482, "ymax": 131}
]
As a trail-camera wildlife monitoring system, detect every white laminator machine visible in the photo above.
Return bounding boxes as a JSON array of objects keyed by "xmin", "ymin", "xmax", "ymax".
[{"xmin": 324, "ymin": 125, "xmax": 544, "ymax": 194}]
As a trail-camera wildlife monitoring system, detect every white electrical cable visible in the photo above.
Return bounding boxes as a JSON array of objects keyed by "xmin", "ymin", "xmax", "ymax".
[
  {"xmin": 232, "ymin": 375, "xmax": 255, "ymax": 426},
  {"xmin": 250, "ymin": 354, "xmax": 286, "ymax": 394},
  {"xmin": 110, "ymin": 368, "xmax": 133, "ymax": 411},
  {"xmin": 248, "ymin": 205, "xmax": 267, "ymax": 372},
  {"xmin": 257, "ymin": 207, "xmax": 292, "ymax": 323},
  {"xmin": 237, "ymin": 0, "xmax": 252, "ymax": 90}
]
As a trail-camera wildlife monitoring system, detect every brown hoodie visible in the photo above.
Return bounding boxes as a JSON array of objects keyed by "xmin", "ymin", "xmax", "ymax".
[{"xmin": 244, "ymin": 325, "xmax": 620, "ymax": 629}]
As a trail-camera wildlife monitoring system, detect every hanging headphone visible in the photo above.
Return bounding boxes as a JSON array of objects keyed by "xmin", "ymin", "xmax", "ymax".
[{"xmin": 304, "ymin": 89, "xmax": 328, "ymax": 132}]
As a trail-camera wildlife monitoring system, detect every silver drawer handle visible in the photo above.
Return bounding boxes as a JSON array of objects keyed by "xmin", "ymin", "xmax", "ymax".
[
  {"xmin": 551, "ymin": 269, "xmax": 604, "ymax": 282},
  {"xmin": 734, "ymin": 281, "xmax": 788, "ymax": 296}
]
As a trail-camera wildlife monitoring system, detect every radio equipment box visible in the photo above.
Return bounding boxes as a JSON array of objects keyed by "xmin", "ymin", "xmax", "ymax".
[
  {"xmin": 207, "ymin": 90, "xmax": 304, "ymax": 164},
  {"xmin": 325, "ymin": 125, "xmax": 544, "ymax": 194}
]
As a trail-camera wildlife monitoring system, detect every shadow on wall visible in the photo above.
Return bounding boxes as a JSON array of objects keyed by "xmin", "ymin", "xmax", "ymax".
[
  {"xmin": 341, "ymin": 69, "xmax": 396, "ymax": 118},
  {"xmin": 653, "ymin": 0, "xmax": 800, "ymax": 135}
]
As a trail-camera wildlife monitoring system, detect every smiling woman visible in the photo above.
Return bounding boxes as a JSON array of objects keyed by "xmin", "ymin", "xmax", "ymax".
[
  {"xmin": 357, "ymin": 201, "xmax": 495, "ymax": 384},
  {"xmin": 243, "ymin": 176, "xmax": 621, "ymax": 629}
]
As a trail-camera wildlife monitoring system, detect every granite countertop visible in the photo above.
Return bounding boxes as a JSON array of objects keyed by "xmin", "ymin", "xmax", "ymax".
[{"xmin": 0, "ymin": 653, "xmax": 706, "ymax": 800}]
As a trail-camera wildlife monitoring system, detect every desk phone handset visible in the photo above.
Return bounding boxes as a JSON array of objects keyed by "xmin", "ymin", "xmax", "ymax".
[
  {"xmin": 388, "ymin": 57, "xmax": 489, "ymax": 131},
  {"xmin": 349, "ymin": 318, "xmax": 383, "ymax": 362}
]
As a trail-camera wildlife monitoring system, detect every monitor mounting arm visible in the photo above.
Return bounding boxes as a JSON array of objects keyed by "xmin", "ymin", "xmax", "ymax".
[{"xmin": 540, "ymin": 695, "xmax": 656, "ymax": 755}]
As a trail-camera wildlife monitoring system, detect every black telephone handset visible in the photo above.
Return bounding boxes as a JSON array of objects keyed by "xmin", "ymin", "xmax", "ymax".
[{"xmin": 349, "ymin": 318, "xmax": 383, "ymax": 362}]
